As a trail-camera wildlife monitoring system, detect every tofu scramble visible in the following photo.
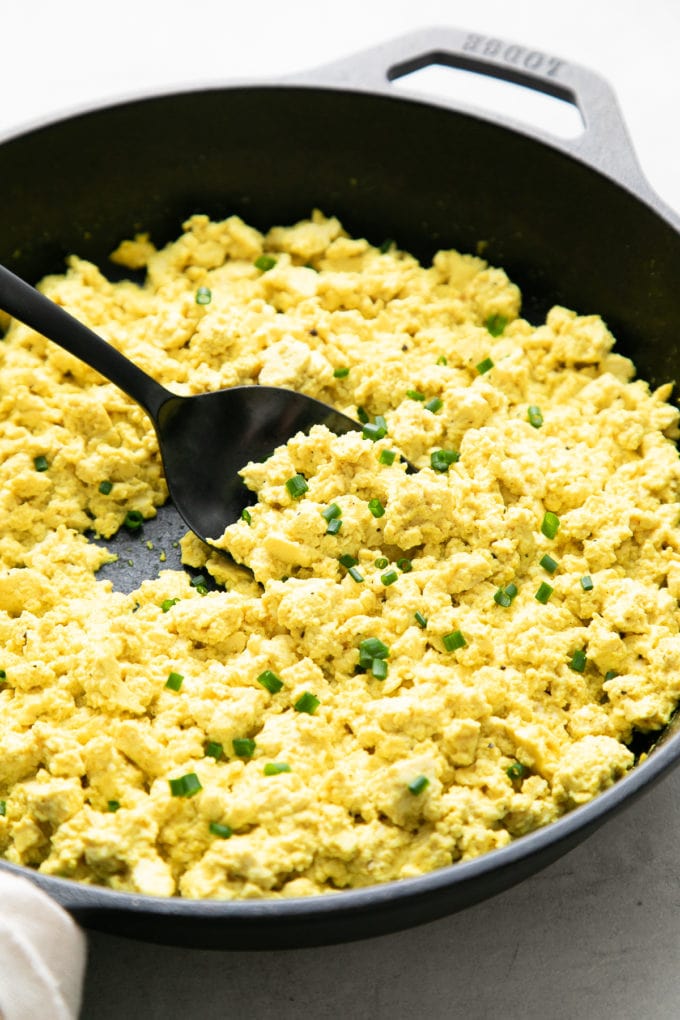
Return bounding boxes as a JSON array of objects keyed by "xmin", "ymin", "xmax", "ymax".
[{"xmin": 1, "ymin": 211, "xmax": 680, "ymax": 901}]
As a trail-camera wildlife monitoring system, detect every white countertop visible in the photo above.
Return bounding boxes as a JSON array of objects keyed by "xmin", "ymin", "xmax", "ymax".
[{"xmin": 2, "ymin": 2, "xmax": 679, "ymax": 1017}]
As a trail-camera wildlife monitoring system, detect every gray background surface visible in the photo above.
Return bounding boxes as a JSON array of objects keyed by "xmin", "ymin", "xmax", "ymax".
[{"xmin": 1, "ymin": 2, "xmax": 679, "ymax": 1016}]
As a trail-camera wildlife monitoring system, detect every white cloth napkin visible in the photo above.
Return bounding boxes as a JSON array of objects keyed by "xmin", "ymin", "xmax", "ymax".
[{"xmin": 0, "ymin": 870, "xmax": 86, "ymax": 1020}]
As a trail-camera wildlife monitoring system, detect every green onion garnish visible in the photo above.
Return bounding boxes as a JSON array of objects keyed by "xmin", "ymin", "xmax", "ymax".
[
  {"xmin": 424, "ymin": 397, "xmax": 443, "ymax": 413},
  {"xmin": 123, "ymin": 509, "xmax": 144, "ymax": 530},
  {"xmin": 368, "ymin": 498, "xmax": 385, "ymax": 518},
  {"xmin": 205, "ymin": 741, "xmax": 224, "ymax": 760},
  {"xmin": 494, "ymin": 588, "xmax": 513, "ymax": 608},
  {"xmin": 241, "ymin": 508, "xmax": 252, "ymax": 525},
  {"xmin": 160, "ymin": 597, "xmax": 179, "ymax": 613},
  {"xmin": 414, "ymin": 611, "xmax": 427, "ymax": 629},
  {"xmin": 371, "ymin": 657, "xmax": 388, "ymax": 680},
  {"xmin": 0, "ymin": 800, "xmax": 6, "ymax": 816},
  {"xmin": 257, "ymin": 669, "xmax": 284, "ymax": 694},
  {"xmin": 232, "ymin": 737, "xmax": 256, "ymax": 758},
  {"xmin": 535, "ymin": 582, "xmax": 553, "ymax": 604},
  {"xmin": 333, "ymin": 366, "xmax": 350, "ymax": 378},
  {"xmin": 169, "ymin": 772, "xmax": 202, "ymax": 798},
  {"xmin": 195, "ymin": 286, "xmax": 212, "ymax": 305},
  {"xmin": 209, "ymin": 821, "xmax": 233, "ymax": 838},
  {"xmin": 406, "ymin": 389, "xmax": 426, "ymax": 401},
  {"xmin": 294, "ymin": 692, "xmax": 320, "ymax": 714},
  {"xmin": 443, "ymin": 630, "xmax": 466, "ymax": 652},
  {"xmin": 397, "ymin": 558, "xmax": 412, "ymax": 572},
  {"xmin": 527, "ymin": 405, "xmax": 543, "ymax": 428},
  {"xmin": 568, "ymin": 649, "xmax": 587, "ymax": 673},
  {"xmin": 476, "ymin": 357, "xmax": 494, "ymax": 374},
  {"xmin": 580, "ymin": 575, "xmax": 594, "ymax": 591},
  {"xmin": 339, "ymin": 554, "xmax": 357, "ymax": 568},
  {"xmin": 604, "ymin": 670, "xmax": 619, "ymax": 682},
  {"xmin": 379, "ymin": 238, "xmax": 394, "ymax": 253},
  {"xmin": 106, "ymin": 799, "xmax": 120, "ymax": 812},
  {"xmin": 254, "ymin": 254, "xmax": 277, "ymax": 271},
  {"xmin": 379, "ymin": 449, "xmax": 396, "ymax": 465},
  {"xmin": 326, "ymin": 517, "xmax": 342, "ymax": 535},
  {"xmin": 190, "ymin": 574, "xmax": 207, "ymax": 588},
  {"xmin": 0, "ymin": 669, "xmax": 6, "ymax": 680},
  {"xmin": 436, "ymin": 355, "xmax": 448, "ymax": 366},
  {"xmin": 322, "ymin": 503, "xmax": 341, "ymax": 522},
  {"xmin": 374, "ymin": 557, "xmax": 389, "ymax": 568},
  {"xmin": 541, "ymin": 511, "xmax": 560, "ymax": 539},
  {"xmin": 505, "ymin": 582, "xmax": 518, "ymax": 600},
  {"xmin": 407, "ymin": 775, "xmax": 430, "ymax": 795},
  {"xmin": 362, "ymin": 418, "xmax": 388, "ymax": 441},
  {"xmin": 348, "ymin": 566, "xmax": 364, "ymax": 583},
  {"xmin": 485, "ymin": 314, "xmax": 508, "ymax": 337},
  {"xmin": 285, "ymin": 474, "xmax": 308, "ymax": 499},
  {"xmin": 98, "ymin": 480, "xmax": 113, "ymax": 495},
  {"xmin": 540, "ymin": 554, "xmax": 559, "ymax": 574},
  {"xmin": 430, "ymin": 449, "xmax": 460, "ymax": 472},
  {"xmin": 263, "ymin": 762, "xmax": 292, "ymax": 775},
  {"xmin": 381, "ymin": 568, "xmax": 398, "ymax": 586},
  {"xmin": 357, "ymin": 406, "xmax": 369, "ymax": 424},
  {"xmin": 358, "ymin": 637, "xmax": 390, "ymax": 665},
  {"xmin": 34, "ymin": 455, "xmax": 48, "ymax": 472},
  {"xmin": 165, "ymin": 671, "xmax": 184, "ymax": 691},
  {"xmin": 506, "ymin": 762, "xmax": 527, "ymax": 780}
]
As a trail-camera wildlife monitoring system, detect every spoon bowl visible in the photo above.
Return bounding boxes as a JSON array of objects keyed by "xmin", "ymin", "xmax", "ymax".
[{"xmin": 0, "ymin": 264, "xmax": 359, "ymax": 545}]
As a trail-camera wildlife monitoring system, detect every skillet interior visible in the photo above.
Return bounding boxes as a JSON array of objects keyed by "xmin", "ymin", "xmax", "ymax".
[{"xmin": 1, "ymin": 82, "xmax": 680, "ymax": 947}]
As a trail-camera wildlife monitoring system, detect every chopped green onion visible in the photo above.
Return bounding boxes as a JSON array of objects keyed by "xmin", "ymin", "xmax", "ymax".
[
  {"xmin": 541, "ymin": 511, "xmax": 560, "ymax": 539},
  {"xmin": 322, "ymin": 503, "xmax": 342, "ymax": 522},
  {"xmin": 540, "ymin": 554, "xmax": 559, "ymax": 574},
  {"xmin": 294, "ymin": 692, "xmax": 320, "ymax": 714},
  {"xmin": 348, "ymin": 566, "xmax": 364, "ymax": 583},
  {"xmin": 379, "ymin": 238, "xmax": 395, "ymax": 253},
  {"xmin": 527, "ymin": 405, "xmax": 543, "ymax": 428},
  {"xmin": 165, "ymin": 671, "xmax": 184, "ymax": 691},
  {"xmin": 505, "ymin": 582, "xmax": 518, "ymax": 600},
  {"xmin": 0, "ymin": 669, "xmax": 6, "ymax": 680},
  {"xmin": 414, "ymin": 611, "xmax": 427, "ymax": 629},
  {"xmin": 424, "ymin": 397, "xmax": 443, "ymax": 413},
  {"xmin": 160, "ymin": 597, "xmax": 179, "ymax": 613},
  {"xmin": 254, "ymin": 254, "xmax": 277, "ymax": 271},
  {"xmin": 209, "ymin": 821, "xmax": 233, "ymax": 838},
  {"xmin": 374, "ymin": 557, "xmax": 389, "ymax": 568},
  {"xmin": 580, "ymin": 575, "xmax": 594, "ymax": 591},
  {"xmin": 195, "ymin": 285, "xmax": 212, "ymax": 305},
  {"xmin": 357, "ymin": 406, "xmax": 369, "ymax": 424},
  {"xmin": 98, "ymin": 480, "xmax": 113, "ymax": 495},
  {"xmin": 604, "ymin": 669, "xmax": 619, "ymax": 682},
  {"xmin": 359, "ymin": 637, "xmax": 390, "ymax": 664},
  {"xmin": 379, "ymin": 449, "xmax": 396, "ymax": 465},
  {"xmin": 407, "ymin": 775, "xmax": 430, "ymax": 796},
  {"xmin": 241, "ymin": 508, "xmax": 252, "ymax": 525},
  {"xmin": 368, "ymin": 498, "xmax": 385, "ymax": 518},
  {"xmin": 381, "ymin": 568, "xmax": 398, "ymax": 586},
  {"xmin": 169, "ymin": 772, "xmax": 202, "ymax": 798},
  {"xmin": 339, "ymin": 553, "xmax": 357, "ymax": 568},
  {"xmin": 362, "ymin": 419, "xmax": 387, "ymax": 441},
  {"xmin": 285, "ymin": 474, "xmax": 308, "ymax": 499},
  {"xmin": 506, "ymin": 762, "xmax": 527, "ymax": 780},
  {"xmin": 123, "ymin": 509, "xmax": 144, "ymax": 530},
  {"xmin": 0, "ymin": 800, "xmax": 7, "ymax": 816},
  {"xmin": 476, "ymin": 357, "xmax": 494, "ymax": 374},
  {"xmin": 430, "ymin": 449, "xmax": 460, "ymax": 472},
  {"xmin": 494, "ymin": 588, "xmax": 513, "ymax": 608},
  {"xmin": 485, "ymin": 314, "xmax": 508, "ymax": 337},
  {"xmin": 371, "ymin": 657, "xmax": 388, "ymax": 680},
  {"xmin": 205, "ymin": 741, "xmax": 224, "ymax": 760},
  {"xmin": 535, "ymin": 582, "xmax": 554, "ymax": 604},
  {"xmin": 397, "ymin": 558, "xmax": 412, "ymax": 572},
  {"xmin": 263, "ymin": 762, "xmax": 292, "ymax": 775},
  {"xmin": 326, "ymin": 517, "xmax": 342, "ymax": 535},
  {"xmin": 568, "ymin": 649, "xmax": 587, "ymax": 673},
  {"xmin": 106, "ymin": 799, "xmax": 120, "ymax": 812},
  {"xmin": 33, "ymin": 454, "xmax": 49, "ymax": 472},
  {"xmin": 232, "ymin": 737, "xmax": 256, "ymax": 758},
  {"xmin": 374, "ymin": 415, "xmax": 388, "ymax": 433},
  {"xmin": 190, "ymin": 574, "xmax": 207, "ymax": 589},
  {"xmin": 333, "ymin": 366, "xmax": 350, "ymax": 378},
  {"xmin": 257, "ymin": 669, "xmax": 284, "ymax": 694},
  {"xmin": 436, "ymin": 355, "xmax": 448, "ymax": 366},
  {"xmin": 443, "ymin": 630, "xmax": 466, "ymax": 652},
  {"xmin": 406, "ymin": 389, "xmax": 426, "ymax": 401}
]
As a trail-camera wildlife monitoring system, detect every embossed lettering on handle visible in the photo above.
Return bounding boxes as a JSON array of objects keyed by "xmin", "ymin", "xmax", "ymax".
[{"xmin": 462, "ymin": 32, "xmax": 565, "ymax": 79}]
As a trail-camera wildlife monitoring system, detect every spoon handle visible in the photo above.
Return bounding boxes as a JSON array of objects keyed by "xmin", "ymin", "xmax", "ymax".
[{"xmin": 0, "ymin": 263, "xmax": 172, "ymax": 420}]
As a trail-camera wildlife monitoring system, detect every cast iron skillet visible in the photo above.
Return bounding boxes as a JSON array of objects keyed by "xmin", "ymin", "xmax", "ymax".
[{"xmin": 2, "ymin": 28, "xmax": 680, "ymax": 949}]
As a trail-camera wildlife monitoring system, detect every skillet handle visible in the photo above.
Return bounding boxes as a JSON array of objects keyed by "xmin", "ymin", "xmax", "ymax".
[{"xmin": 295, "ymin": 27, "xmax": 652, "ymax": 198}]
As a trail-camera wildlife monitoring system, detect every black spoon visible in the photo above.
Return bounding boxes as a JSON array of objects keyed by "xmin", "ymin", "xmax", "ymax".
[{"xmin": 0, "ymin": 264, "xmax": 360, "ymax": 545}]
